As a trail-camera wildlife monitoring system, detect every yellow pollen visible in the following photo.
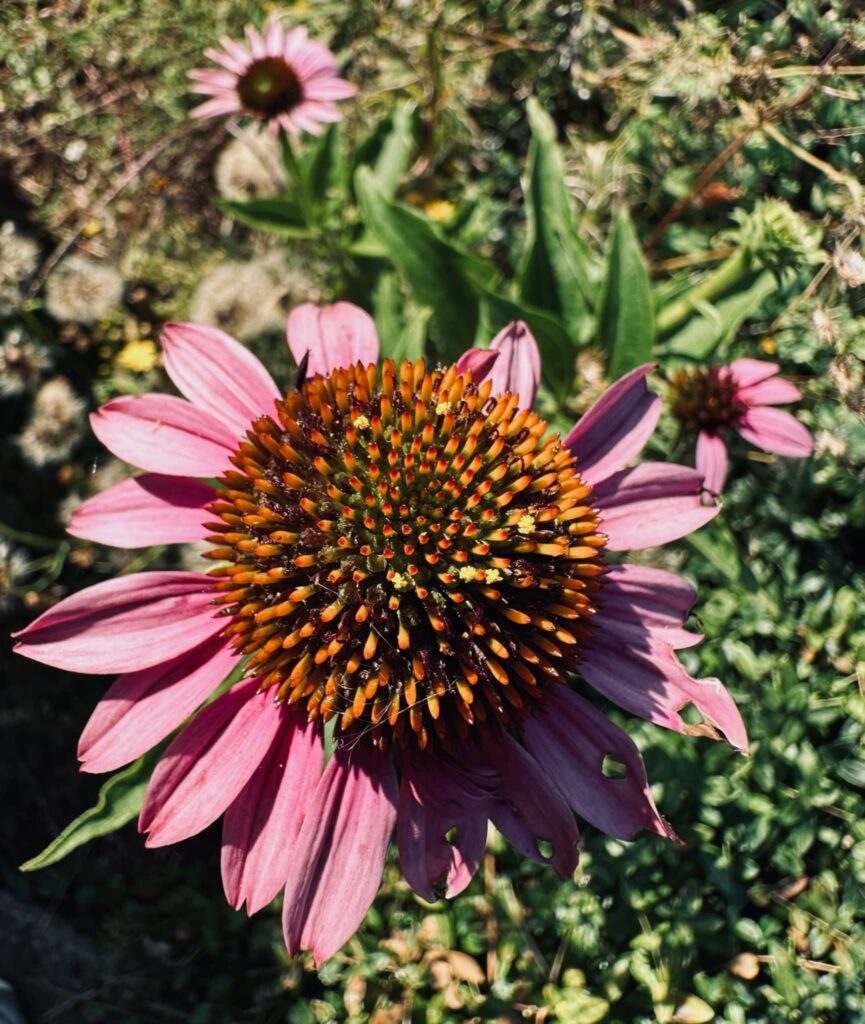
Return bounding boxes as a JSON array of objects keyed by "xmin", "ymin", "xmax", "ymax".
[
  {"xmin": 353, "ymin": 414, "xmax": 370, "ymax": 429},
  {"xmin": 435, "ymin": 401, "xmax": 452, "ymax": 415},
  {"xmin": 458, "ymin": 565, "xmax": 477, "ymax": 582},
  {"xmin": 391, "ymin": 572, "xmax": 411, "ymax": 591},
  {"xmin": 484, "ymin": 568, "xmax": 503, "ymax": 584},
  {"xmin": 517, "ymin": 514, "xmax": 536, "ymax": 535}
]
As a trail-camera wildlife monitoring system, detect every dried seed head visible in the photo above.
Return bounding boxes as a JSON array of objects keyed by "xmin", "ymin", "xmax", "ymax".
[{"xmin": 206, "ymin": 359, "xmax": 608, "ymax": 750}]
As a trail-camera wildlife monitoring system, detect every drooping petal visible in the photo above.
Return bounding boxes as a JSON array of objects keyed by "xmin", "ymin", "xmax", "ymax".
[
  {"xmin": 736, "ymin": 376, "xmax": 802, "ymax": 407},
  {"xmin": 695, "ymin": 431, "xmax": 729, "ymax": 495},
  {"xmin": 455, "ymin": 347, "xmax": 499, "ymax": 382},
  {"xmin": 522, "ymin": 687, "xmax": 675, "ymax": 841},
  {"xmin": 68, "ymin": 475, "xmax": 215, "ymax": 548},
  {"xmin": 140, "ymin": 677, "xmax": 285, "ymax": 847},
  {"xmin": 282, "ymin": 737, "xmax": 397, "ymax": 964},
  {"xmin": 728, "ymin": 358, "xmax": 779, "ymax": 389},
  {"xmin": 13, "ymin": 572, "xmax": 219, "ymax": 674},
  {"xmin": 78, "ymin": 634, "xmax": 237, "ymax": 773},
  {"xmin": 483, "ymin": 734, "xmax": 579, "ymax": 878},
  {"xmin": 599, "ymin": 564, "xmax": 700, "ymax": 648},
  {"xmin": 735, "ymin": 407, "xmax": 813, "ymax": 457},
  {"xmin": 222, "ymin": 708, "xmax": 324, "ymax": 914},
  {"xmin": 90, "ymin": 394, "xmax": 236, "ymax": 477},
  {"xmin": 397, "ymin": 745, "xmax": 494, "ymax": 901},
  {"xmin": 564, "ymin": 364, "xmax": 661, "ymax": 486},
  {"xmin": 287, "ymin": 302, "xmax": 379, "ymax": 377},
  {"xmin": 593, "ymin": 462, "xmax": 719, "ymax": 550},
  {"xmin": 161, "ymin": 322, "xmax": 280, "ymax": 437},
  {"xmin": 579, "ymin": 565, "xmax": 747, "ymax": 751},
  {"xmin": 487, "ymin": 321, "xmax": 541, "ymax": 408}
]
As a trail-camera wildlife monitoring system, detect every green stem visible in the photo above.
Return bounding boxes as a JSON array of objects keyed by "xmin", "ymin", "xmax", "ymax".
[
  {"xmin": 655, "ymin": 247, "xmax": 750, "ymax": 335},
  {"xmin": 279, "ymin": 131, "xmax": 315, "ymax": 229},
  {"xmin": 0, "ymin": 520, "xmax": 65, "ymax": 550}
]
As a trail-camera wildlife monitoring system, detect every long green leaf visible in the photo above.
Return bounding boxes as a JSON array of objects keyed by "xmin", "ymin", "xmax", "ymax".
[
  {"xmin": 661, "ymin": 270, "xmax": 776, "ymax": 360},
  {"xmin": 597, "ymin": 206, "xmax": 655, "ymax": 378},
  {"xmin": 21, "ymin": 749, "xmax": 159, "ymax": 871},
  {"xmin": 518, "ymin": 98, "xmax": 599, "ymax": 339},
  {"xmin": 355, "ymin": 167, "xmax": 495, "ymax": 359},
  {"xmin": 219, "ymin": 198, "xmax": 319, "ymax": 239}
]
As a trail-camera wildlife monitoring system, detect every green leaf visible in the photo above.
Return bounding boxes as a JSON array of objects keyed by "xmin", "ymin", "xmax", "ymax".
[
  {"xmin": 661, "ymin": 270, "xmax": 776, "ymax": 360},
  {"xmin": 518, "ymin": 98, "xmax": 599, "ymax": 339},
  {"xmin": 597, "ymin": 206, "xmax": 655, "ymax": 378},
  {"xmin": 20, "ymin": 749, "xmax": 159, "ymax": 871},
  {"xmin": 352, "ymin": 102, "xmax": 415, "ymax": 199},
  {"xmin": 219, "ymin": 198, "xmax": 319, "ymax": 239},
  {"xmin": 302, "ymin": 123, "xmax": 349, "ymax": 220},
  {"xmin": 355, "ymin": 166, "xmax": 495, "ymax": 359},
  {"xmin": 684, "ymin": 518, "xmax": 758, "ymax": 591},
  {"xmin": 371, "ymin": 272, "xmax": 430, "ymax": 363}
]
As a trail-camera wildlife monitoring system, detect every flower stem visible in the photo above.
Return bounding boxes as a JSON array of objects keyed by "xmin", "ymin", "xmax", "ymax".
[
  {"xmin": 279, "ymin": 130, "xmax": 315, "ymax": 229},
  {"xmin": 655, "ymin": 247, "xmax": 750, "ymax": 335}
]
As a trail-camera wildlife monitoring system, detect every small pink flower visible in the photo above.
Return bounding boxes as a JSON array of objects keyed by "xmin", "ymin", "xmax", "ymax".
[
  {"xmin": 188, "ymin": 17, "xmax": 356, "ymax": 134},
  {"xmin": 671, "ymin": 359, "xmax": 813, "ymax": 494},
  {"xmin": 14, "ymin": 307, "xmax": 746, "ymax": 964}
]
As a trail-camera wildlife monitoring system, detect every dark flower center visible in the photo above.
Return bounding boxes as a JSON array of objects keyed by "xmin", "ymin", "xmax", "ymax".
[
  {"xmin": 205, "ymin": 359, "xmax": 607, "ymax": 750},
  {"xmin": 236, "ymin": 57, "xmax": 302, "ymax": 117},
  {"xmin": 670, "ymin": 365, "xmax": 747, "ymax": 432}
]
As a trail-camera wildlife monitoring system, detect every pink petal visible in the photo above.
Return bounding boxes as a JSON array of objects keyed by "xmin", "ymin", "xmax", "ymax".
[
  {"xmin": 78, "ymin": 635, "xmax": 237, "ymax": 773},
  {"xmin": 282, "ymin": 738, "xmax": 397, "ymax": 964},
  {"xmin": 483, "ymin": 733, "xmax": 579, "ymax": 878},
  {"xmin": 302, "ymin": 78, "xmax": 358, "ymax": 102},
  {"xmin": 161, "ymin": 322, "xmax": 281, "ymax": 437},
  {"xmin": 564, "ymin": 364, "xmax": 661, "ymax": 486},
  {"xmin": 190, "ymin": 97, "xmax": 242, "ymax": 119},
  {"xmin": 140, "ymin": 677, "xmax": 285, "ymax": 847},
  {"xmin": 593, "ymin": 462, "xmax": 719, "ymax": 550},
  {"xmin": 522, "ymin": 687, "xmax": 675, "ymax": 840},
  {"xmin": 728, "ymin": 358, "xmax": 779, "ymax": 389},
  {"xmin": 13, "ymin": 572, "xmax": 219, "ymax": 674},
  {"xmin": 736, "ymin": 407, "xmax": 813, "ymax": 457},
  {"xmin": 487, "ymin": 321, "xmax": 541, "ymax": 408},
  {"xmin": 455, "ymin": 347, "xmax": 500, "ymax": 381},
  {"xmin": 222, "ymin": 708, "xmax": 324, "ymax": 914},
  {"xmin": 695, "ymin": 431, "xmax": 728, "ymax": 495},
  {"xmin": 286, "ymin": 302, "xmax": 379, "ymax": 377},
  {"xmin": 600, "ymin": 564, "xmax": 699, "ymax": 644},
  {"xmin": 397, "ymin": 746, "xmax": 494, "ymax": 901},
  {"xmin": 68, "ymin": 474, "xmax": 214, "ymax": 548},
  {"xmin": 90, "ymin": 394, "xmax": 236, "ymax": 477},
  {"xmin": 580, "ymin": 566, "xmax": 748, "ymax": 751},
  {"xmin": 737, "ymin": 377, "xmax": 801, "ymax": 407}
]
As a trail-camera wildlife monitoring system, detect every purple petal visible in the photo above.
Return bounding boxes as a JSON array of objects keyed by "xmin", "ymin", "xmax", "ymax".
[
  {"xmin": 736, "ymin": 407, "xmax": 813, "ymax": 457},
  {"xmin": 593, "ymin": 462, "xmax": 719, "ymax": 550},
  {"xmin": 696, "ymin": 431, "xmax": 728, "ymax": 495},
  {"xmin": 286, "ymin": 302, "xmax": 380, "ymax": 377},
  {"xmin": 522, "ymin": 687, "xmax": 675, "ymax": 840},
  {"xmin": 13, "ymin": 571, "xmax": 219, "ymax": 674},
  {"xmin": 487, "ymin": 321, "xmax": 541, "ymax": 408},
  {"xmin": 580, "ymin": 565, "xmax": 747, "ymax": 750},
  {"xmin": 282, "ymin": 737, "xmax": 397, "ymax": 964},
  {"xmin": 222, "ymin": 708, "xmax": 324, "ymax": 914},
  {"xmin": 161, "ymin": 322, "xmax": 281, "ymax": 437},
  {"xmin": 455, "ymin": 347, "xmax": 500, "ymax": 381},
  {"xmin": 140, "ymin": 677, "xmax": 285, "ymax": 847},
  {"xmin": 483, "ymin": 733, "xmax": 579, "ymax": 878},
  {"xmin": 90, "ymin": 394, "xmax": 237, "ymax": 477},
  {"xmin": 68, "ymin": 474, "xmax": 214, "ymax": 549},
  {"xmin": 564, "ymin": 364, "xmax": 661, "ymax": 486},
  {"xmin": 737, "ymin": 376, "xmax": 802, "ymax": 407},
  {"xmin": 728, "ymin": 358, "xmax": 779, "ymax": 389},
  {"xmin": 78, "ymin": 634, "xmax": 237, "ymax": 773}
]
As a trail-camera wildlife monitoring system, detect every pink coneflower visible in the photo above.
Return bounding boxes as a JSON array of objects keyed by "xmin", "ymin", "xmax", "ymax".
[
  {"xmin": 189, "ymin": 18, "xmax": 356, "ymax": 134},
  {"xmin": 14, "ymin": 307, "xmax": 746, "ymax": 963},
  {"xmin": 670, "ymin": 359, "xmax": 813, "ymax": 495}
]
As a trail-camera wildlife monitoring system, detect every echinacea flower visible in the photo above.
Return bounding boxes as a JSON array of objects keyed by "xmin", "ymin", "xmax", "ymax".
[
  {"xmin": 670, "ymin": 359, "xmax": 813, "ymax": 495},
  {"xmin": 14, "ymin": 305, "xmax": 746, "ymax": 963},
  {"xmin": 189, "ymin": 17, "xmax": 356, "ymax": 135}
]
